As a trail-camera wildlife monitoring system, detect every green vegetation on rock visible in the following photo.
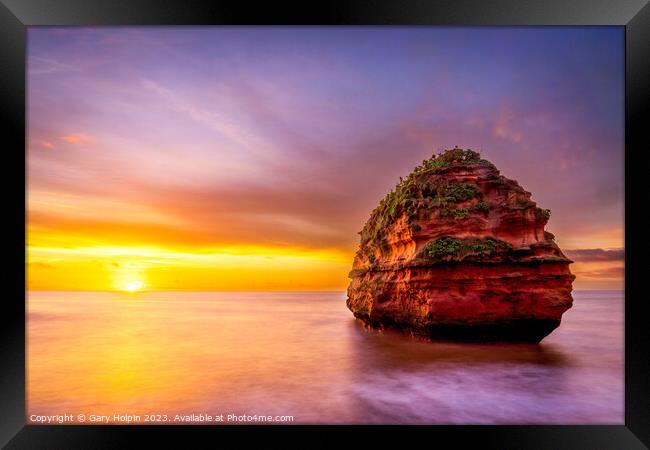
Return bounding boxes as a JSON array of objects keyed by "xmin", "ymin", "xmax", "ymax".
[
  {"xmin": 359, "ymin": 147, "xmax": 495, "ymax": 246},
  {"xmin": 438, "ymin": 183, "xmax": 480, "ymax": 205},
  {"xmin": 424, "ymin": 237, "xmax": 463, "ymax": 258},
  {"xmin": 479, "ymin": 158, "xmax": 496, "ymax": 169},
  {"xmin": 439, "ymin": 207, "xmax": 470, "ymax": 219},
  {"xmin": 452, "ymin": 208, "xmax": 470, "ymax": 219},
  {"xmin": 472, "ymin": 201, "xmax": 490, "ymax": 214},
  {"xmin": 531, "ymin": 207, "xmax": 551, "ymax": 221},
  {"xmin": 423, "ymin": 236, "xmax": 513, "ymax": 261},
  {"xmin": 515, "ymin": 197, "xmax": 537, "ymax": 209}
]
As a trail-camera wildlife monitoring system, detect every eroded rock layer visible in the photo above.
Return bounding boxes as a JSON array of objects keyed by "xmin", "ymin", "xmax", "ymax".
[{"xmin": 346, "ymin": 148, "xmax": 575, "ymax": 343}]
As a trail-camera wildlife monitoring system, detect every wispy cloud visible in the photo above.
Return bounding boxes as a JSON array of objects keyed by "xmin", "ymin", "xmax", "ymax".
[
  {"xmin": 60, "ymin": 133, "xmax": 93, "ymax": 145},
  {"xmin": 31, "ymin": 139, "xmax": 55, "ymax": 150},
  {"xmin": 572, "ymin": 265, "xmax": 624, "ymax": 279},
  {"xmin": 28, "ymin": 57, "xmax": 80, "ymax": 75},
  {"xmin": 565, "ymin": 248, "xmax": 624, "ymax": 262},
  {"xmin": 140, "ymin": 78, "xmax": 279, "ymax": 162},
  {"xmin": 493, "ymin": 106, "xmax": 524, "ymax": 143}
]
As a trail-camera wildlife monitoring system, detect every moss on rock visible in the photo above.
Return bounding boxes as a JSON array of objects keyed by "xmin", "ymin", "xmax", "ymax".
[{"xmin": 423, "ymin": 236, "xmax": 513, "ymax": 262}]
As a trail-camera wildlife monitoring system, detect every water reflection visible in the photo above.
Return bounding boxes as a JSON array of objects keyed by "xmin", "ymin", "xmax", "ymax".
[{"xmin": 347, "ymin": 318, "xmax": 570, "ymax": 367}]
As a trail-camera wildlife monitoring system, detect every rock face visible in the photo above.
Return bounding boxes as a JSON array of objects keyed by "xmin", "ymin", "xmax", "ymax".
[{"xmin": 346, "ymin": 148, "xmax": 575, "ymax": 343}]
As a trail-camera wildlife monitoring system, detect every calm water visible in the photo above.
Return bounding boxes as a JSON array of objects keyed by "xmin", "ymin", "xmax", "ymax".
[{"xmin": 27, "ymin": 290, "xmax": 623, "ymax": 424}]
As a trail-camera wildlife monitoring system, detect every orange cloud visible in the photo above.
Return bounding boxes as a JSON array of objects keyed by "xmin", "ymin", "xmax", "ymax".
[
  {"xmin": 60, "ymin": 133, "xmax": 92, "ymax": 145},
  {"xmin": 33, "ymin": 140, "xmax": 55, "ymax": 150},
  {"xmin": 564, "ymin": 248, "xmax": 624, "ymax": 262},
  {"xmin": 493, "ymin": 107, "xmax": 523, "ymax": 143}
]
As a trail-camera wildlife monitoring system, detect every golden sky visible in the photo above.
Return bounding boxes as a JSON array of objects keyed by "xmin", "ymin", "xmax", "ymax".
[{"xmin": 27, "ymin": 27, "xmax": 624, "ymax": 291}]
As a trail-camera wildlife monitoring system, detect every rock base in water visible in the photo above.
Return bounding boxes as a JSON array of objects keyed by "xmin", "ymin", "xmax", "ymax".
[{"xmin": 353, "ymin": 312, "xmax": 562, "ymax": 343}]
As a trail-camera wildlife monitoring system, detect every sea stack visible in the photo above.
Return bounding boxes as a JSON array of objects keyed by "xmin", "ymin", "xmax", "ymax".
[{"xmin": 346, "ymin": 148, "xmax": 575, "ymax": 343}]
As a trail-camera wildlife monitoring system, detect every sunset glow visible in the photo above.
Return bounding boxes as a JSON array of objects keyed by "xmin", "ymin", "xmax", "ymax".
[
  {"xmin": 27, "ymin": 27, "xmax": 624, "ymax": 291},
  {"xmin": 123, "ymin": 281, "xmax": 145, "ymax": 293}
]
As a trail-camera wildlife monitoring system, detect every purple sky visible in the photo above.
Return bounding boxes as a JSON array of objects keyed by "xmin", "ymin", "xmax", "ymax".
[{"xmin": 27, "ymin": 27, "xmax": 624, "ymax": 289}]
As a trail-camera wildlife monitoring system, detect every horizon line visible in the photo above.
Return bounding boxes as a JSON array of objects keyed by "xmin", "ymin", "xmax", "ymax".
[{"xmin": 25, "ymin": 288, "xmax": 624, "ymax": 293}]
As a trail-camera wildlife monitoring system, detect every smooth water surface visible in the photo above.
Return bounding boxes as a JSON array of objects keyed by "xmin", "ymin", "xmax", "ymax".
[{"xmin": 27, "ymin": 290, "xmax": 623, "ymax": 424}]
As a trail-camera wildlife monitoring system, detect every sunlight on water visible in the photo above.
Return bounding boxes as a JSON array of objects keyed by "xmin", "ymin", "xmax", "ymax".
[{"xmin": 27, "ymin": 290, "xmax": 623, "ymax": 424}]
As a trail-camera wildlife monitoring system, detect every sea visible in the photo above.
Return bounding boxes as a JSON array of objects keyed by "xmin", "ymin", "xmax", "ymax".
[{"xmin": 27, "ymin": 290, "xmax": 623, "ymax": 424}]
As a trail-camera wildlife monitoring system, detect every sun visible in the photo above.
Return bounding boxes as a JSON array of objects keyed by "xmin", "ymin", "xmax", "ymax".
[
  {"xmin": 113, "ymin": 266, "xmax": 148, "ymax": 293},
  {"xmin": 123, "ymin": 280, "xmax": 145, "ymax": 292}
]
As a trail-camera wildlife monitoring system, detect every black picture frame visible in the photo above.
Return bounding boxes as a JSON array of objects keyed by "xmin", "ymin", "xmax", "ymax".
[{"xmin": 2, "ymin": 0, "xmax": 648, "ymax": 447}]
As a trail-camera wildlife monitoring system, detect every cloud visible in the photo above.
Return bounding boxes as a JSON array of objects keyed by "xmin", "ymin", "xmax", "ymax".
[
  {"xmin": 492, "ymin": 106, "xmax": 524, "ymax": 143},
  {"xmin": 140, "ymin": 79, "xmax": 277, "ymax": 161},
  {"xmin": 32, "ymin": 140, "xmax": 55, "ymax": 150},
  {"xmin": 573, "ymin": 265, "xmax": 624, "ymax": 279},
  {"xmin": 29, "ymin": 261, "xmax": 54, "ymax": 269},
  {"xmin": 564, "ymin": 248, "xmax": 624, "ymax": 262},
  {"xmin": 60, "ymin": 133, "xmax": 93, "ymax": 145},
  {"xmin": 28, "ymin": 57, "xmax": 80, "ymax": 75}
]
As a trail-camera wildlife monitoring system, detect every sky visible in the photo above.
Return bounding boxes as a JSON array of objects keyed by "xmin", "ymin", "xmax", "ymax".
[{"xmin": 26, "ymin": 26, "xmax": 624, "ymax": 291}]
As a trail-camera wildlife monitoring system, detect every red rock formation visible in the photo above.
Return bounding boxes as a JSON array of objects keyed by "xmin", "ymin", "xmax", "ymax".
[{"xmin": 346, "ymin": 148, "xmax": 575, "ymax": 343}]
